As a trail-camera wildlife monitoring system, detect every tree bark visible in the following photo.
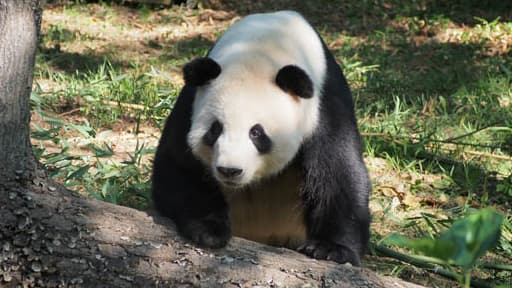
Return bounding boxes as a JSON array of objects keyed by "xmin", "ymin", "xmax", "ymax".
[
  {"xmin": 0, "ymin": 1, "xmax": 425, "ymax": 287},
  {"xmin": 0, "ymin": 0, "xmax": 41, "ymax": 182},
  {"xmin": 0, "ymin": 180, "xmax": 425, "ymax": 288}
]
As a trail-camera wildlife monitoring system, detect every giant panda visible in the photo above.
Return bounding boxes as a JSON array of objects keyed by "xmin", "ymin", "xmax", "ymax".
[{"xmin": 152, "ymin": 10, "xmax": 371, "ymax": 266}]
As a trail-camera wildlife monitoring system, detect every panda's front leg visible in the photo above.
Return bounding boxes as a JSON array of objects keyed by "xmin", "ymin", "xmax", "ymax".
[
  {"xmin": 169, "ymin": 180, "xmax": 232, "ymax": 248},
  {"xmin": 175, "ymin": 209, "xmax": 231, "ymax": 249},
  {"xmin": 298, "ymin": 137, "xmax": 371, "ymax": 266},
  {"xmin": 152, "ymin": 155, "xmax": 231, "ymax": 249}
]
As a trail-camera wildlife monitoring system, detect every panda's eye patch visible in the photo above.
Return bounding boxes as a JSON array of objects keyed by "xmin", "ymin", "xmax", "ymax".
[
  {"xmin": 249, "ymin": 124, "xmax": 263, "ymax": 139},
  {"xmin": 203, "ymin": 120, "xmax": 223, "ymax": 147},
  {"xmin": 249, "ymin": 124, "xmax": 272, "ymax": 153}
]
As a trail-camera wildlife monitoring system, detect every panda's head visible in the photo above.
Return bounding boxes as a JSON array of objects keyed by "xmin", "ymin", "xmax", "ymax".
[{"xmin": 185, "ymin": 57, "xmax": 319, "ymax": 188}]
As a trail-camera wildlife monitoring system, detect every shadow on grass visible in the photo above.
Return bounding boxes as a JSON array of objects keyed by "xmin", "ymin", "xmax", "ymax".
[
  {"xmin": 348, "ymin": 37, "xmax": 511, "ymax": 198},
  {"xmin": 37, "ymin": 46, "xmax": 129, "ymax": 75},
  {"xmin": 347, "ymin": 40, "xmax": 509, "ymax": 109},
  {"xmin": 158, "ymin": 35, "xmax": 215, "ymax": 65},
  {"xmin": 366, "ymin": 133, "xmax": 512, "ymax": 204},
  {"xmin": 204, "ymin": 0, "xmax": 512, "ymax": 33}
]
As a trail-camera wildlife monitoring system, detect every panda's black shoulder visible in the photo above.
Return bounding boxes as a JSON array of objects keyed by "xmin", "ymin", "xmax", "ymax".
[
  {"xmin": 152, "ymin": 84, "xmax": 218, "ymax": 219},
  {"xmin": 301, "ymin": 39, "xmax": 366, "ymax": 176},
  {"xmin": 321, "ymin": 42, "xmax": 355, "ymax": 110},
  {"xmin": 153, "ymin": 85, "xmax": 203, "ymax": 172}
]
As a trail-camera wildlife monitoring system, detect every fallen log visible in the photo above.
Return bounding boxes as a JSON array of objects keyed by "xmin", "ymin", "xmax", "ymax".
[{"xmin": 0, "ymin": 177, "xmax": 423, "ymax": 287}]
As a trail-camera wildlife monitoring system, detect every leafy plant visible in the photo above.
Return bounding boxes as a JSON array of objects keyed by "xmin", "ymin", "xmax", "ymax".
[
  {"xmin": 31, "ymin": 94, "xmax": 153, "ymax": 209},
  {"xmin": 383, "ymin": 209, "xmax": 504, "ymax": 287},
  {"xmin": 497, "ymin": 175, "xmax": 512, "ymax": 197}
]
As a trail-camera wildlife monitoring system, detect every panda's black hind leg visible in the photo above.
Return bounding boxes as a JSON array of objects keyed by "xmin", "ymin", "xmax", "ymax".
[
  {"xmin": 300, "ymin": 105, "xmax": 371, "ymax": 266},
  {"xmin": 298, "ymin": 240, "xmax": 360, "ymax": 266},
  {"xmin": 300, "ymin": 138, "xmax": 371, "ymax": 266}
]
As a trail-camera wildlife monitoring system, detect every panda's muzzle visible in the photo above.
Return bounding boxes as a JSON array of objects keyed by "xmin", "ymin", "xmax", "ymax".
[{"xmin": 216, "ymin": 166, "xmax": 243, "ymax": 178}]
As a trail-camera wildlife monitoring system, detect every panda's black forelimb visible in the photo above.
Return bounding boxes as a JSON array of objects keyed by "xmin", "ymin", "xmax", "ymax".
[{"xmin": 152, "ymin": 85, "xmax": 232, "ymax": 248}]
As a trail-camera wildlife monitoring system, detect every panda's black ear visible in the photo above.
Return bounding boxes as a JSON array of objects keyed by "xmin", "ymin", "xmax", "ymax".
[
  {"xmin": 183, "ymin": 57, "xmax": 221, "ymax": 86},
  {"xmin": 275, "ymin": 65, "xmax": 314, "ymax": 99}
]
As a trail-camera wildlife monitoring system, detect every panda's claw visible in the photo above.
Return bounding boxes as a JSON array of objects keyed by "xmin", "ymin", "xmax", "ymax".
[
  {"xmin": 192, "ymin": 230, "xmax": 229, "ymax": 248},
  {"xmin": 178, "ymin": 214, "xmax": 231, "ymax": 249},
  {"xmin": 298, "ymin": 240, "xmax": 360, "ymax": 266}
]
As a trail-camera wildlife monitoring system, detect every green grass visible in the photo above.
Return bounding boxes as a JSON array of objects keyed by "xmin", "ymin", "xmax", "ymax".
[
  {"xmin": 34, "ymin": 58, "xmax": 178, "ymax": 126},
  {"xmin": 33, "ymin": 1, "xmax": 512, "ymax": 286}
]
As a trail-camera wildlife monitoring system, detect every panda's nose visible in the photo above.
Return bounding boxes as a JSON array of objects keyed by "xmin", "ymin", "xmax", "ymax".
[{"xmin": 216, "ymin": 166, "xmax": 243, "ymax": 178}]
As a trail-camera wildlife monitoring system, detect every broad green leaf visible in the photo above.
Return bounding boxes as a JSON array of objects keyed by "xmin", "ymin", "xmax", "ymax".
[
  {"xmin": 439, "ymin": 208, "xmax": 504, "ymax": 269},
  {"xmin": 383, "ymin": 209, "xmax": 504, "ymax": 269},
  {"xmin": 383, "ymin": 233, "xmax": 457, "ymax": 261}
]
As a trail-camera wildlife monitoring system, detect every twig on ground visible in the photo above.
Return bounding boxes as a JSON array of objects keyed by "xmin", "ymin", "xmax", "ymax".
[
  {"xmin": 441, "ymin": 122, "xmax": 501, "ymax": 142},
  {"xmin": 361, "ymin": 132, "xmax": 512, "ymax": 161}
]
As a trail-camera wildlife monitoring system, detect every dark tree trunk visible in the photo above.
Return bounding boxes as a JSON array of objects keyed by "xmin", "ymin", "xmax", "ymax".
[
  {"xmin": 0, "ymin": 0, "xmax": 41, "ymax": 183},
  {"xmin": 0, "ymin": 2, "xmax": 426, "ymax": 287}
]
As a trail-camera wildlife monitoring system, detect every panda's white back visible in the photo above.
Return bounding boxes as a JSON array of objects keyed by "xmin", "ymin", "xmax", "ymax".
[
  {"xmin": 209, "ymin": 11, "xmax": 326, "ymax": 97},
  {"xmin": 205, "ymin": 11, "xmax": 326, "ymax": 144}
]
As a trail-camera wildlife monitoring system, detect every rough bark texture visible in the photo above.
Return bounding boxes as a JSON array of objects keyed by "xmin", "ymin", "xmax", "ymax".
[
  {"xmin": 0, "ymin": 178, "xmax": 425, "ymax": 288},
  {"xmin": 0, "ymin": 0, "xmax": 41, "ymax": 182}
]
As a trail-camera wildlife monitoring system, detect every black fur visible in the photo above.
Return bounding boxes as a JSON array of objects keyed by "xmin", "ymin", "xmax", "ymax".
[
  {"xmin": 152, "ymin": 15, "xmax": 371, "ymax": 266},
  {"xmin": 183, "ymin": 57, "xmax": 221, "ymax": 87},
  {"xmin": 297, "ymin": 39, "xmax": 371, "ymax": 266},
  {"xmin": 202, "ymin": 120, "xmax": 223, "ymax": 147},
  {"xmin": 275, "ymin": 65, "xmax": 314, "ymax": 99},
  {"xmin": 152, "ymin": 85, "xmax": 231, "ymax": 248},
  {"xmin": 249, "ymin": 124, "xmax": 272, "ymax": 154}
]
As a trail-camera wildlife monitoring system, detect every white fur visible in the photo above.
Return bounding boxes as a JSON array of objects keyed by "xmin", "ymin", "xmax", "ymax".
[{"xmin": 187, "ymin": 11, "xmax": 326, "ymax": 187}]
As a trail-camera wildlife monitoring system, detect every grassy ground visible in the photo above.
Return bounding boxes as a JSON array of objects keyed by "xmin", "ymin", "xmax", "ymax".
[{"xmin": 33, "ymin": 1, "xmax": 512, "ymax": 286}]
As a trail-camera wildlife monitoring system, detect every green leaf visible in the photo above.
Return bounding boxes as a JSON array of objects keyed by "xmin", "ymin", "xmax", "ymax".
[
  {"xmin": 31, "ymin": 123, "xmax": 59, "ymax": 141},
  {"xmin": 87, "ymin": 143, "xmax": 115, "ymax": 158},
  {"xmin": 45, "ymin": 151, "xmax": 75, "ymax": 164},
  {"xmin": 383, "ymin": 233, "xmax": 457, "ymax": 262},
  {"xmin": 66, "ymin": 165, "xmax": 91, "ymax": 181},
  {"xmin": 383, "ymin": 208, "xmax": 504, "ymax": 269},
  {"xmin": 67, "ymin": 123, "xmax": 95, "ymax": 138},
  {"xmin": 440, "ymin": 208, "xmax": 504, "ymax": 269}
]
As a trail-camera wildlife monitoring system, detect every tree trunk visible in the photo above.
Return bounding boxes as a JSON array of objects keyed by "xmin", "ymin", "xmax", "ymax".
[
  {"xmin": 0, "ymin": 0, "xmax": 41, "ymax": 182},
  {"xmin": 0, "ymin": 2, "xmax": 425, "ymax": 287}
]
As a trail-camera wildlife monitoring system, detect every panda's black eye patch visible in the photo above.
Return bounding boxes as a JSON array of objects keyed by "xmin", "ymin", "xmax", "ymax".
[
  {"xmin": 203, "ymin": 120, "xmax": 223, "ymax": 147},
  {"xmin": 249, "ymin": 124, "xmax": 272, "ymax": 154}
]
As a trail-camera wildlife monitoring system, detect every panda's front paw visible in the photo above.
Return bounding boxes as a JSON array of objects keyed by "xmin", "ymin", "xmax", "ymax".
[
  {"xmin": 298, "ymin": 240, "xmax": 361, "ymax": 266},
  {"xmin": 178, "ymin": 214, "xmax": 231, "ymax": 249}
]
